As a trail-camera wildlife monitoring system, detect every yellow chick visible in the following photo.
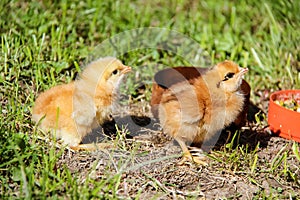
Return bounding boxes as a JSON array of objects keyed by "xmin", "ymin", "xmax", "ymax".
[
  {"xmin": 158, "ymin": 60, "xmax": 248, "ymax": 165},
  {"xmin": 32, "ymin": 57, "xmax": 131, "ymax": 150}
]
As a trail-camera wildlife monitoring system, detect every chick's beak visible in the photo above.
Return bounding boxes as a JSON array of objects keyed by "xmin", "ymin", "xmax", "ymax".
[
  {"xmin": 121, "ymin": 66, "xmax": 131, "ymax": 74},
  {"xmin": 238, "ymin": 67, "xmax": 248, "ymax": 76}
]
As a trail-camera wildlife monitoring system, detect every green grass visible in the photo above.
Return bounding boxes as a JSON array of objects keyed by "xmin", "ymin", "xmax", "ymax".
[{"xmin": 1, "ymin": 0, "xmax": 300, "ymax": 199}]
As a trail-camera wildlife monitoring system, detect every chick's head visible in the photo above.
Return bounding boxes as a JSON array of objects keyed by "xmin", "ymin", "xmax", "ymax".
[
  {"xmin": 101, "ymin": 57, "xmax": 131, "ymax": 88},
  {"xmin": 82, "ymin": 57, "xmax": 131, "ymax": 88},
  {"xmin": 216, "ymin": 60, "xmax": 248, "ymax": 92}
]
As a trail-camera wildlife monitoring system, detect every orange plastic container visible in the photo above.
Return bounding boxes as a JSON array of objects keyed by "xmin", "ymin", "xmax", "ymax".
[{"xmin": 268, "ymin": 90, "xmax": 300, "ymax": 143}]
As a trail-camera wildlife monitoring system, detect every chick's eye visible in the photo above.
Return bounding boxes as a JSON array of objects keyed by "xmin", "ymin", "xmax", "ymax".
[
  {"xmin": 112, "ymin": 69, "xmax": 119, "ymax": 75},
  {"xmin": 223, "ymin": 72, "xmax": 235, "ymax": 80}
]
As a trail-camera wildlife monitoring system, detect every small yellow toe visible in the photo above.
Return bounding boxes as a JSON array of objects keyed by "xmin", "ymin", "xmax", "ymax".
[
  {"xmin": 192, "ymin": 156, "xmax": 208, "ymax": 166},
  {"xmin": 177, "ymin": 153, "xmax": 208, "ymax": 166},
  {"xmin": 70, "ymin": 143, "xmax": 113, "ymax": 151}
]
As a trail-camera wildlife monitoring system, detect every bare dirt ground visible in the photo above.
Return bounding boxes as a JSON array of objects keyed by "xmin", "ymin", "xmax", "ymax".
[{"xmin": 56, "ymin": 100, "xmax": 300, "ymax": 199}]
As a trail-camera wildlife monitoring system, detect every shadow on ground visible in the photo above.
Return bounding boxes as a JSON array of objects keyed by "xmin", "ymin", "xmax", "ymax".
[{"xmin": 82, "ymin": 101, "xmax": 272, "ymax": 152}]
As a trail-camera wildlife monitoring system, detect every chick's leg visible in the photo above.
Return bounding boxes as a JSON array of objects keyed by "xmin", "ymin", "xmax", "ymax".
[
  {"xmin": 176, "ymin": 138, "xmax": 193, "ymax": 165},
  {"xmin": 62, "ymin": 125, "xmax": 114, "ymax": 151},
  {"xmin": 176, "ymin": 138, "xmax": 208, "ymax": 166},
  {"xmin": 70, "ymin": 143, "xmax": 114, "ymax": 151}
]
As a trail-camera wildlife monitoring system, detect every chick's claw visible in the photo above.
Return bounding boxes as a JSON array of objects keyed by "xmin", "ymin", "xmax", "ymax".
[
  {"xmin": 191, "ymin": 155, "xmax": 209, "ymax": 166},
  {"xmin": 70, "ymin": 143, "xmax": 114, "ymax": 151},
  {"xmin": 177, "ymin": 152, "xmax": 193, "ymax": 166},
  {"xmin": 177, "ymin": 152, "xmax": 209, "ymax": 166}
]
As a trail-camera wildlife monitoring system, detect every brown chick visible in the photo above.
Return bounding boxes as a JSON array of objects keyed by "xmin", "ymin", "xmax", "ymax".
[
  {"xmin": 158, "ymin": 60, "xmax": 248, "ymax": 165},
  {"xmin": 32, "ymin": 57, "xmax": 131, "ymax": 150}
]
